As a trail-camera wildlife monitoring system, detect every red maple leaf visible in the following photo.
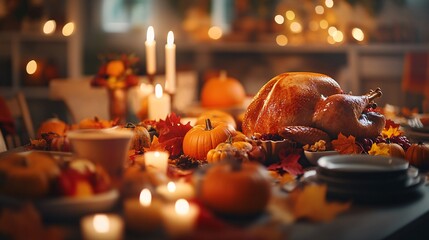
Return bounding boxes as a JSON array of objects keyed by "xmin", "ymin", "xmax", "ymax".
[
  {"xmin": 155, "ymin": 113, "xmax": 192, "ymax": 158},
  {"xmin": 267, "ymin": 148, "xmax": 304, "ymax": 176}
]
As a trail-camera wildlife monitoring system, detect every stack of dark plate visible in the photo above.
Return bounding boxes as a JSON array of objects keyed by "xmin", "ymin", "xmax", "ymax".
[{"xmin": 315, "ymin": 155, "xmax": 425, "ymax": 203}]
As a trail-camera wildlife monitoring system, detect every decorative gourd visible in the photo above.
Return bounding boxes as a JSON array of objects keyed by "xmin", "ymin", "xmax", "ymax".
[
  {"xmin": 206, "ymin": 136, "xmax": 252, "ymax": 163},
  {"xmin": 195, "ymin": 110, "xmax": 237, "ymax": 129},
  {"xmin": 207, "ymin": 147, "xmax": 237, "ymax": 163},
  {"xmin": 37, "ymin": 117, "xmax": 68, "ymax": 138},
  {"xmin": 405, "ymin": 142, "xmax": 429, "ymax": 169},
  {"xmin": 378, "ymin": 142, "xmax": 405, "ymax": 159},
  {"xmin": 123, "ymin": 123, "xmax": 151, "ymax": 152},
  {"xmin": 199, "ymin": 161, "xmax": 271, "ymax": 216},
  {"xmin": 201, "ymin": 71, "xmax": 246, "ymax": 108},
  {"xmin": 183, "ymin": 119, "xmax": 235, "ymax": 160}
]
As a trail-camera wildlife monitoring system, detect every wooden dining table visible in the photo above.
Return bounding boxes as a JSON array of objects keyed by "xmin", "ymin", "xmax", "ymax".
[{"xmin": 1, "ymin": 148, "xmax": 429, "ymax": 240}]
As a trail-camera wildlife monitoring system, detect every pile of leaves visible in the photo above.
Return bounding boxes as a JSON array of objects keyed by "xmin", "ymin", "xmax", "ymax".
[{"xmin": 144, "ymin": 113, "xmax": 192, "ymax": 159}]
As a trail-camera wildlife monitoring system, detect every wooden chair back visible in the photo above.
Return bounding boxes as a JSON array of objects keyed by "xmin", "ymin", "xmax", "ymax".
[{"xmin": 4, "ymin": 92, "xmax": 35, "ymax": 148}]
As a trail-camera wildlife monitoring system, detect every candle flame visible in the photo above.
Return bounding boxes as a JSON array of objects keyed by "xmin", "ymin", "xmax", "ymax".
[
  {"xmin": 147, "ymin": 26, "xmax": 154, "ymax": 42},
  {"xmin": 93, "ymin": 214, "xmax": 110, "ymax": 233},
  {"xmin": 167, "ymin": 181, "xmax": 176, "ymax": 192},
  {"xmin": 43, "ymin": 20, "xmax": 56, "ymax": 34},
  {"xmin": 62, "ymin": 22, "xmax": 75, "ymax": 36},
  {"xmin": 175, "ymin": 199, "xmax": 190, "ymax": 215},
  {"xmin": 26, "ymin": 60, "xmax": 37, "ymax": 74},
  {"xmin": 139, "ymin": 188, "xmax": 152, "ymax": 206},
  {"xmin": 155, "ymin": 84, "xmax": 163, "ymax": 98},
  {"xmin": 352, "ymin": 27, "xmax": 365, "ymax": 41},
  {"xmin": 167, "ymin": 31, "xmax": 174, "ymax": 45}
]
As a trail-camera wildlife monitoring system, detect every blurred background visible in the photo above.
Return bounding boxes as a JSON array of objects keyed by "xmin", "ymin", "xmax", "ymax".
[{"xmin": 0, "ymin": 0, "xmax": 428, "ymax": 132}]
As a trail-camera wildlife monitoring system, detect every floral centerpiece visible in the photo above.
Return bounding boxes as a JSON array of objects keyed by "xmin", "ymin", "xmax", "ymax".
[{"xmin": 91, "ymin": 54, "xmax": 140, "ymax": 124}]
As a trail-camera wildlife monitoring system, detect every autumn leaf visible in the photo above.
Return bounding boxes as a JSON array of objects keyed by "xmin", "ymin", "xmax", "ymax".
[
  {"xmin": 385, "ymin": 119, "xmax": 400, "ymax": 130},
  {"xmin": 154, "ymin": 113, "xmax": 192, "ymax": 158},
  {"xmin": 269, "ymin": 171, "xmax": 297, "ymax": 185},
  {"xmin": 144, "ymin": 136, "xmax": 164, "ymax": 152},
  {"xmin": 267, "ymin": 148, "xmax": 304, "ymax": 176},
  {"xmin": 368, "ymin": 143, "xmax": 390, "ymax": 156},
  {"xmin": 331, "ymin": 133, "xmax": 361, "ymax": 154},
  {"xmin": 382, "ymin": 126, "xmax": 403, "ymax": 139},
  {"xmin": 288, "ymin": 184, "xmax": 351, "ymax": 222}
]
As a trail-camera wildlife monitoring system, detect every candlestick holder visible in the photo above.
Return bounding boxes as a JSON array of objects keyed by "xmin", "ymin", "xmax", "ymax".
[{"xmin": 168, "ymin": 92, "xmax": 176, "ymax": 113}]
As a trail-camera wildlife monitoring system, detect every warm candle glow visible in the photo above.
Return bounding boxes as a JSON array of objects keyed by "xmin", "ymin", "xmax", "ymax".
[
  {"xmin": 274, "ymin": 15, "xmax": 284, "ymax": 24},
  {"xmin": 167, "ymin": 181, "xmax": 176, "ymax": 192},
  {"xmin": 62, "ymin": 22, "xmax": 75, "ymax": 36},
  {"xmin": 276, "ymin": 35, "xmax": 288, "ymax": 46},
  {"xmin": 167, "ymin": 31, "xmax": 174, "ymax": 45},
  {"xmin": 290, "ymin": 21, "xmax": 302, "ymax": 33},
  {"xmin": 325, "ymin": 0, "xmax": 334, "ymax": 8},
  {"xmin": 43, "ymin": 20, "xmax": 56, "ymax": 34},
  {"xmin": 208, "ymin": 26, "xmax": 223, "ymax": 40},
  {"xmin": 26, "ymin": 60, "xmax": 37, "ymax": 74},
  {"xmin": 139, "ymin": 188, "xmax": 152, "ymax": 207},
  {"xmin": 175, "ymin": 199, "xmax": 190, "ymax": 215},
  {"xmin": 328, "ymin": 26, "xmax": 338, "ymax": 36},
  {"xmin": 147, "ymin": 26, "xmax": 154, "ymax": 42},
  {"xmin": 333, "ymin": 30, "xmax": 344, "ymax": 42},
  {"xmin": 319, "ymin": 20, "xmax": 329, "ymax": 29},
  {"xmin": 286, "ymin": 10, "xmax": 295, "ymax": 21},
  {"xmin": 352, "ymin": 27, "xmax": 365, "ymax": 41},
  {"xmin": 315, "ymin": 5, "xmax": 325, "ymax": 14},
  {"xmin": 93, "ymin": 214, "xmax": 110, "ymax": 233},
  {"xmin": 155, "ymin": 84, "xmax": 163, "ymax": 98}
]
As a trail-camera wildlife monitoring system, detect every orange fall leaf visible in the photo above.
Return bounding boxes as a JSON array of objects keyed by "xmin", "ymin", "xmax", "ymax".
[
  {"xmin": 288, "ymin": 184, "xmax": 351, "ymax": 222},
  {"xmin": 331, "ymin": 133, "xmax": 360, "ymax": 154}
]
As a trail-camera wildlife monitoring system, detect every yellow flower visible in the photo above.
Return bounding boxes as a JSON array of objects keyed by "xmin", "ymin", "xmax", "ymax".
[{"xmin": 106, "ymin": 60, "xmax": 125, "ymax": 77}]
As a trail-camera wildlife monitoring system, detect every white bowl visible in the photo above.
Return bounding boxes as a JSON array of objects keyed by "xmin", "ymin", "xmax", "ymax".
[
  {"xmin": 67, "ymin": 128, "xmax": 133, "ymax": 179},
  {"xmin": 304, "ymin": 150, "xmax": 339, "ymax": 166}
]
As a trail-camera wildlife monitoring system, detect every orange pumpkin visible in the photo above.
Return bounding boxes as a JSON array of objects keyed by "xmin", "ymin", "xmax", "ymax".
[
  {"xmin": 201, "ymin": 71, "xmax": 246, "ymax": 108},
  {"xmin": 199, "ymin": 161, "xmax": 271, "ymax": 216},
  {"xmin": 378, "ymin": 142, "xmax": 405, "ymax": 159},
  {"xmin": 195, "ymin": 110, "xmax": 237, "ymax": 129},
  {"xmin": 183, "ymin": 119, "xmax": 235, "ymax": 160},
  {"xmin": 406, "ymin": 143, "xmax": 429, "ymax": 169},
  {"xmin": 37, "ymin": 118, "xmax": 68, "ymax": 138},
  {"xmin": 78, "ymin": 117, "xmax": 113, "ymax": 129}
]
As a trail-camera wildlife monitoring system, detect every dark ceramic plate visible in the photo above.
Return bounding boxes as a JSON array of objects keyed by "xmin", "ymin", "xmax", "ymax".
[{"xmin": 317, "ymin": 155, "xmax": 409, "ymax": 179}]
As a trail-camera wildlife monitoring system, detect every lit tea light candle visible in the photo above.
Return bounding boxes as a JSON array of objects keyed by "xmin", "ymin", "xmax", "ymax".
[
  {"xmin": 145, "ymin": 26, "xmax": 156, "ymax": 75},
  {"xmin": 165, "ymin": 31, "xmax": 176, "ymax": 94},
  {"xmin": 161, "ymin": 198, "xmax": 199, "ymax": 237},
  {"xmin": 148, "ymin": 84, "xmax": 171, "ymax": 121},
  {"xmin": 124, "ymin": 188, "xmax": 163, "ymax": 233},
  {"xmin": 144, "ymin": 150, "xmax": 169, "ymax": 173},
  {"xmin": 156, "ymin": 181, "xmax": 195, "ymax": 202},
  {"xmin": 81, "ymin": 214, "xmax": 124, "ymax": 240}
]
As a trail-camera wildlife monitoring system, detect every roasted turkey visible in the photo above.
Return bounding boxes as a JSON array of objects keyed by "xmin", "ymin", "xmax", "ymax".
[{"xmin": 242, "ymin": 72, "xmax": 385, "ymax": 145}]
